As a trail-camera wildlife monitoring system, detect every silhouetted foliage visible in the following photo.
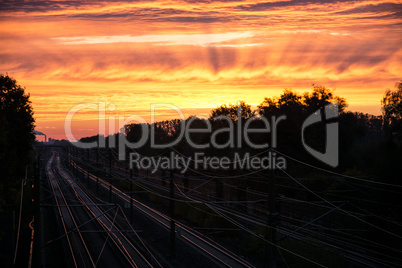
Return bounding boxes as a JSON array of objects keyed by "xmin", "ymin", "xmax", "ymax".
[
  {"xmin": 210, "ymin": 101, "xmax": 255, "ymax": 120},
  {"xmin": 259, "ymin": 89, "xmax": 304, "ymax": 116},
  {"xmin": 338, "ymin": 112, "xmax": 383, "ymax": 171},
  {"xmin": 381, "ymin": 81, "xmax": 402, "ymax": 141},
  {"xmin": 79, "ymin": 134, "xmax": 101, "ymax": 143},
  {"xmin": 92, "ymin": 83, "xmax": 401, "ymax": 187},
  {"xmin": 0, "ymin": 74, "xmax": 35, "ymax": 209},
  {"xmin": 257, "ymin": 86, "xmax": 347, "ymax": 159},
  {"xmin": 258, "ymin": 85, "xmax": 347, "ymax": 116},
  {"xmin": 304, "ymin": 85, "xmax": 347, "ymax": 113}
]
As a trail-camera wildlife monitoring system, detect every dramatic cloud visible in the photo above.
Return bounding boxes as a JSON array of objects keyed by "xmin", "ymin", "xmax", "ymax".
[
  {"xmin": 1, "ymin": 0, "xmax": 401, "ymax": 139},
  {"xmin": 52, "ymin": 32, "xmax": 255, "ymax": 45}
]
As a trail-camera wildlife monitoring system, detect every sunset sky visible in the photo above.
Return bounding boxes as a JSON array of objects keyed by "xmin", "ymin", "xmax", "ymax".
[{"xmin": 1, "ymin": 0, "xmax": 401, "ymax": 140}]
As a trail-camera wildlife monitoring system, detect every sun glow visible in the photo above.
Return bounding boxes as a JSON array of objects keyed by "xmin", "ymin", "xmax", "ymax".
[{"xmin": 1, "ymin": 0, "xmax": 401, "ymax": 139}]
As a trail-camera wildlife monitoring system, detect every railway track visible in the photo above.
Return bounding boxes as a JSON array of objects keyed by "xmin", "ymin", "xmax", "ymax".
[
  {"xmin": 69, "ymin": 155, "xmax": 256, "ymax": 267},
  {"xmin": 46, "ymin": 152, "xmax": 96, "ymax": 267},
  {"xmin": 46, "ymin": 151, "xmax": 158, "ymax": 268}
]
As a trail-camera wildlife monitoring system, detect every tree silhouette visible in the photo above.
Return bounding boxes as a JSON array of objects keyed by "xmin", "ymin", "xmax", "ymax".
[
  {"xmin": 258, "ymin": 86, "xmax": 347, "ymax": 157},
  {"xmin": 0, "ymin": 74, "xmax": 35, "ymax": 191},
  {"xmin": 258, "ymin": 89, "xmax": 304, "ymax": 117},
  {"xmin": 210, "ymin": 101, "xmax": 255, "ymax": 120},
  {"xmin": 381, "ymin": 81, "xmax": 402, "ymax": 140},
  {"xmin": 259, "ymin": 86, "xmax": 347, "ymax": 117},
  {"xmin": 303, "ymin": 85, "xmax": 347, "ymax": 114}
]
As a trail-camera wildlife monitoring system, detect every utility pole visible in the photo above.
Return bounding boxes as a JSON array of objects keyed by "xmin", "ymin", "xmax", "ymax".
[
  {"xmin": 216, "ymin": 178, "xmax": 223, "ymax": 201},
  {"xmin": 268, "ymin": 168, "xmax": 277, "ymax": 268},
  {"xmin": 129, "ymin": 167, "xmax": 134, "ymax": 222},
  {"xmin": 34, "ymin": 151, "xmax": 41, "ymax": 267},
  {"xmin": 130, "ymin": 181, "xmax": 133, "ymax": 223},
  {"xmin": 109, "ymin": 148, "xmax": 113, "ymax": 202},
  {"xmin": 169, "ymin": 170, "xmax": 176, "ymax": 258},
  {"xmin": 183, "ymin": 176, "xmax": 189, "ymax": 192},
  {"xmin": 109, "ymin": 148, "xmax": 112, "ymax": 173},
  {"xmin": 68, "ymin": 146, "xmax": 71, "ymax": 167},
  {"xmin": 96, "ymin": 147, "xmax": 99, "ymax": 194},
  {"xmin": 133, "ymin": 164, "xmax": 138, "ymax": 179},
  {"xmin": 109, "ymin": 183, "xmax": 113, "ymax": 203}
]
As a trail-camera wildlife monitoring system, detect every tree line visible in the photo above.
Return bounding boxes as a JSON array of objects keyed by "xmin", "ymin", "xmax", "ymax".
[{"xmin": 121, "ymin": 84, "xmax": 401, "ymax": 184}]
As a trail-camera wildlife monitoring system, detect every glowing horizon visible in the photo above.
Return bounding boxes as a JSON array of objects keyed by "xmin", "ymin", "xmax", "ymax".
[{"xmin": 1, "ymin": 0, "xmax": 401, "ymax": 140}]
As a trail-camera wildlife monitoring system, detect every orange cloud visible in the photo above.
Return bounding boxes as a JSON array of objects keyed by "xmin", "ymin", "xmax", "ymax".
[{"xmin": 1, "ymin": 0, "xmax": 401, "ymax": 139}]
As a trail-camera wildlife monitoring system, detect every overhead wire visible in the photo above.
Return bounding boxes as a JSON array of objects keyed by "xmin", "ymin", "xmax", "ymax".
[
  {"xmin": 273, "ymin": 148, "xmax": 402, "ymax": 189},
  {"xmin": 279, "ymin": 168, "xmax": 402, "ymax": 240},
  {"xmin": 64, "ymin": 145, "xmax": 402, "ymax": 266},
  {"xmin": 205, "ymin": 203, "xmax": 327, "ymax": 268}
]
